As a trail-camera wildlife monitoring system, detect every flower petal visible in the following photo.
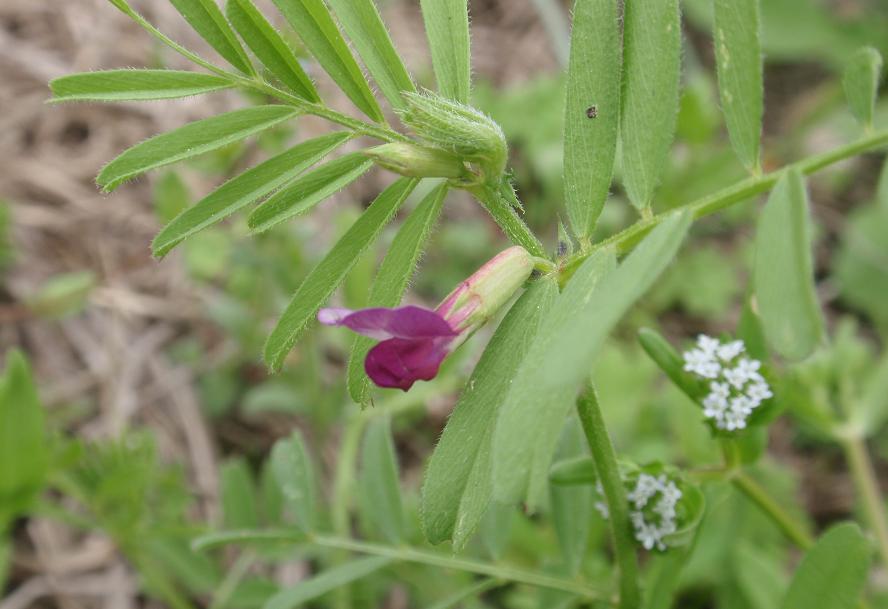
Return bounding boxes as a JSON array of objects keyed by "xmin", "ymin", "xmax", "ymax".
[
  {"xmin": 318, "ymin": 305, "xmax": 456, "ymax": 341},
  {"xmin": 364, "ymin": 337, "xmax": 451, "ymax": 391}
]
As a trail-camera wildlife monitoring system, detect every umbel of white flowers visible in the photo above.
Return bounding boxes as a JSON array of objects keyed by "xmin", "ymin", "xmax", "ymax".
[
  {"xmin": 682, "ymin": 335, "xmax": 773, "ymax": 431},
  {"xmin": 593, "ymin": 473, "xmax": 683, "ymax": 551}
]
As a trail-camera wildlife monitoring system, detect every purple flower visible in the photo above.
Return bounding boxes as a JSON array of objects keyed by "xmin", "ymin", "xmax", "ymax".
[{"xmin": 319, "ymin": 246, "xmax": 535, "ymax": 391}]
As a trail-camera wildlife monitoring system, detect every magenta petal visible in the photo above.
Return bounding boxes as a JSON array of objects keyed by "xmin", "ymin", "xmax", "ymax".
[
  {"xmin": 318, "ymin": 305, "xmax": 456, "ymax": 341},
  {"xmin": 365, "ymin": 337, "xmax": 451, "ymax": 391}
]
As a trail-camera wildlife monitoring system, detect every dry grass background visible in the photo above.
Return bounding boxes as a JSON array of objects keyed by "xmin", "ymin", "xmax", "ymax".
[{"xmin": 0, "ymin": 1, "xmax": 559, "ymax": 607}]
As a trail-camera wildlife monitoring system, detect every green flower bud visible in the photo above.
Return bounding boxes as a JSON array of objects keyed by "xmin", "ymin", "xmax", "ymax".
[
  {"xmin": 364, "ymin": 143, "xmax": 468, "ymax": 179},
  {"xmin": 399, "ymin": 91, "xmax": 508, "ymax": 183}
]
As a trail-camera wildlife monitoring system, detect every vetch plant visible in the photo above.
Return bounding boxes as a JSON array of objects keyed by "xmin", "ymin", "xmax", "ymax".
[{"xmin": 42, "ymin": 0, "xmax": 888, "ymax": 608}]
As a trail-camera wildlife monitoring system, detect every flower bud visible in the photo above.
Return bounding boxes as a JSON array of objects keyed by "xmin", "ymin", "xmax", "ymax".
[
  {"xmin": 436, "ymin": 246, "xmax": 534, "ymax": 334},
  {"xmin": 364, "ymin": 143, "xmax": 467, "ymax": 179}
]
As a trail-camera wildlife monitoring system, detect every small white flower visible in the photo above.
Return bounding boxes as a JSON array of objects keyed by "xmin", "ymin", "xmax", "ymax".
[
  {"xmin": 716, "ymin": 340, "xmax": 745, "ymax": 362},
  {"xmin": 747, "ymin": 381, "xmax": 773, "ymax": 402},
  {"xmin": 683, "ymin": 348, "xmax": 721, "ymax": 379},
  {"xmin": 697, "ymin": 334, "xmax": 720, "ymax": 356}
]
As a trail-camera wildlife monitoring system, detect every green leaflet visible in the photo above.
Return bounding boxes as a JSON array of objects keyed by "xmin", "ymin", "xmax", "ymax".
[
  {"xmin": 754, "ymin": 168, "xmax": 823, "ymax": 361},
  {"xmin": 219, "ymin": 458, "xmax": 259, "ymax": 529},
  {"xmin": 843, "ymin": 46, "xmax": 883, "ymax": 128},
  {"xmin": 549, "ymin": 419, "xmax": 592, "ymax": 575},
  {"xmin": 247, "ymin": 153, "xmax": 373, "ymax": 233},
  {"xmin": 325, "ymin": 0, "xmax": 416, "ymax": 110},
  {"xmin": 493, "ymin": 211, "xmax": 691, "ymax": 509},
  {"xmin": 97, "ymin": 105, "xmax": 298, "ymax": 191},
  {"xmin": 563, "ymin": 0, "xmax": 621, "ymax": 238},
  {"xmin": 271, "ymin": 0, "xmax": 383, "ymax": 122},
  {"xmin": 264, "ymin": 556, "xmax": 392, "ymax": 609},
  {"xmin": 714, "ymin": 0, "xmax": 764, "ymax": 171},
  {"xmin": 419, "ymin": 0, "xmax": 471, "ymax": 103},
  {"xmin": 226, "ymin": 0, "xmax": 319, "ymax": 101},
  {"xmin": 421, "ymin": 279, "xmax": 558, "ymax": 549},
  {"xmin": 0, "ymin": 351, "xmax": 48, "ymax": 528},
  {"xmin": 264, "ymin": 178, "xmax": 419, "ymax": 371},
  {"xmin": 270, "ymin": 430, "xmax": 317, "ymax": 533},
  {"xmin": 620, "ymin": 0, "xmax": 682, "ymax": 210},
  {"xmin": 347, "ymin": 184, "xmax": 447, "ymax": 403},
  {"xmin": 152, "ymin": 131, "xmax": 351, "ymax": 257},
  {"xmin": 170, "ymin": 0, "xmax": 255, "ymax": 75},
  {"xmin": 49, "ymin": 69, "xmax": 233, "ymax": 102},
  {"xmin": 781, "ymin": 523, "xmax": 870, "ymax": 609},
  {"xmin": 358, "ymin": 416, "xmax": 405, "ymax": 544}
]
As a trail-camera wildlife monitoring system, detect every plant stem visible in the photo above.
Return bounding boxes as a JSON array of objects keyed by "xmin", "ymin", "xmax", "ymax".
[
  {"xmin": 731, "ymin": 472, "xmax": 814, "ymax": 550},
  {"xmin": 311, "ymin": 535, "xmax": 607, "ymax": 599},
  {"xmin": 562, "ymin": 128, "xmax": 888, "ymax": 275},
  {"xmin": 841, "ymin": 436, "xmax": 888, "ymax": 568},
  {"xmin": 469, "ymin": 184, "xmax": 547, "ymax": 258},
  {"xmin": 575, "ymin": 385, "xmax": 640, "ymax": 609}
]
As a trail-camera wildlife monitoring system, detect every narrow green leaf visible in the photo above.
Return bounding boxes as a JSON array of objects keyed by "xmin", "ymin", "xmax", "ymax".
[
  {"xmin": 494, "ymin": 212, "xmax": 691, "ymax": 508},
  {"xmin": 0, "ymin": 351, "xmax": 47, "ymax": 526},
  {"xmin": 220, "ymin": 458, "xmax": 259, "ymax": 529},
  {"xmin": 549, "ymin": 456, "xmax": 597, "ymax": 486},
  {"xmin": 358, "ymin": 416, "xmax": 404, "ymax": 544},
  {"xmin": 843, "ymin": 46, "xmax": 883, "ymax": 128},
  {"xmin": 264, "ymin": 556, "xmax": 392, "ymax": 609},
  {"xmin": 421, "ymin": 280, "xmax": 557, "ymax": 549},
  {"xmin": 247, "ymin": 152, "xmax": 373, "ymax": 234},
  {"xmin": 226, "ymin": 0, "xmax": 319, "ymax": 101},
  {"xmin": 347, "ymin": 184, "xmax": 446, "ymax": 403},
  {"xmin": 620, "ymin": 0, "xmax": 682, "ymax": 210},
  {"xmin": 98, "ymin": 105, "xmax": 298, "ymax": 191},
  {"xmin": 754, "ymin": 168, "xmax": 823, "ymax": 360},
  {"xmin": 271, "ymin": 0, "xmax": 383, "ymax": 121},
  {"xmin": 426, "ymin": 579, "xmax": 501, "ymax": 609},
  {"xmin": 563, "ymin": 0, "xmax": 621, "ymax": 238},
  {"xmin": 478, "ymin": 501, "xmax": 513, "ymax": 560},
  {"xmin": 270, "ymin": 430, "xmax": 317, "ymax": 532},
  {"xmin": 153, "ymin": 132, "xmax": 350, "ymax": 257},
  {"xmin": 264, "ymin": 178, "xmax": 419, "ymax": 371},
  {"xmin": 637, "ymin": 327, "xmax": 707, "ymax": 402},
  {"xmin": 170, "ymin": 0, "xmax": 255, "ymax": 75},
  {"xmin": 49, "ymin": 69, "xmax": 233, "ymax": 102},
  {"xmin": 734, "ymin": 543, "xmax": 787, "ymax": 609},
  {"xmin": 325, "ymin": 0, "xmax": 416, "ymax": 109},
  {"xmin": 713, "ymin": 0, "xmax": 764, "ymax": 171},
  {"xmin": 550, "ymin": 419, "xmax": 591, "ymax": 575},
  {"xmin": 419, "ymin": 0, "xmax": 471, "ymax": 103},
  {"xmin": 781, "ymin": 523, "xmax": 871, "ymax": 609}
]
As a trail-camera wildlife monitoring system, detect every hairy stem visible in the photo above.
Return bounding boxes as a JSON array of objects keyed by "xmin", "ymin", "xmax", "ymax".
[
  {"xmin": 576, "ymin": 385, "xmax": 640, "ymax": 609},
  {"xmin": 731, "ymin": 472, "xmax": 814, "ymax": 550},
  {"xmin": 563, "ymin": 128, "xmax": 888, "ymax": 275},
  {"xmin": 192, "ymin": 529, "xmax": 608, "ymax": 600},
  {"xmin": 469, "ymin": 184, "xmax": 547, "ymax": 258},
  {"xmin": 841, "ymin": 436, "xmax": 888, "ymax": 568}
]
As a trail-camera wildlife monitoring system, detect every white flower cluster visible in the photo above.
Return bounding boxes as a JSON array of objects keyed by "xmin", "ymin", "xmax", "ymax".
[
  {"xmin": 682, "ymin": 335, "xmax": 773, "ymax": 431},
  {"xmin": 592, "ymin": 474, "xmax": 683, "ymax": 552}
]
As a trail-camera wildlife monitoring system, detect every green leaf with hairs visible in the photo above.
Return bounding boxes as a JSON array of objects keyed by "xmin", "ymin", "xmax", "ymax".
[
  {"xmin": 358, "ymin": 416, "xmax": 404, "ymax": 544},
  {"xmin": 493, "ymin": 211, "xmax": 691, "ymax": 508},
  {"xmin": 754, "ymin": 168, "xmax": 823, "ymax": 360},
  {"xmin": 247, "ymin": 152, "xmax": 373, "ymax": 233},
  {"xmin": 170, "ymin": 0, "xmax": 254, "ymax": 75},
  {"xmin": 265, "ymin": 556, "xmax": 392, "ymax": 609},
  {"xmin": 421, "ymin": 279, "xmax": 557, "ymax": 549},
  {"xmin": 49, "ymin": 69, "xmax": 234, "ymax": 102},
  {"xmin": 98, "ymin": 105, "xmax": 298, "ymax": 191},
  {"xmin": 620, "ymin": 0, "xmax": 682, "ymax": 210},
  {"xmin": 226, "ymin": 0, "xmax": 319, "ymax": 101},
  {"xmin": 563, "ymin": 0, "xmax": 621, "ymax": 238},
  {"xmin": 220, "ymin": 458, "xmax": 259, "ymax": 529},
  {"xmin": 714, "ymin": 0, "xmax": 764, "ymax": 171},
  {"xmin": 153, "ymin": 131, "xmax": 350, "ymax": 257},
  {"xmin": 843, "ymin": 46, "xmax": 883, "ymax": 128},
  {"xmin": 781, "ymin": 523, "xmax": 870, "ymax": 609},
  {"xmin": 419, "ymin": 0, "xmax": 471, "ymax": 103},
  {"xmin": 271, "ymin": 0, "xmax": 383, "ymax": 121},
  {"xmin": 325, "ymin": 0, "xmax": 415, "ymax": 109},
  {"xmin": 264, "ymin": 178, "xmax": 419, "ymax": 371},
  {"xmin": 347, "ymin": 184, "xmax": 446, "ymax": 403}
]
